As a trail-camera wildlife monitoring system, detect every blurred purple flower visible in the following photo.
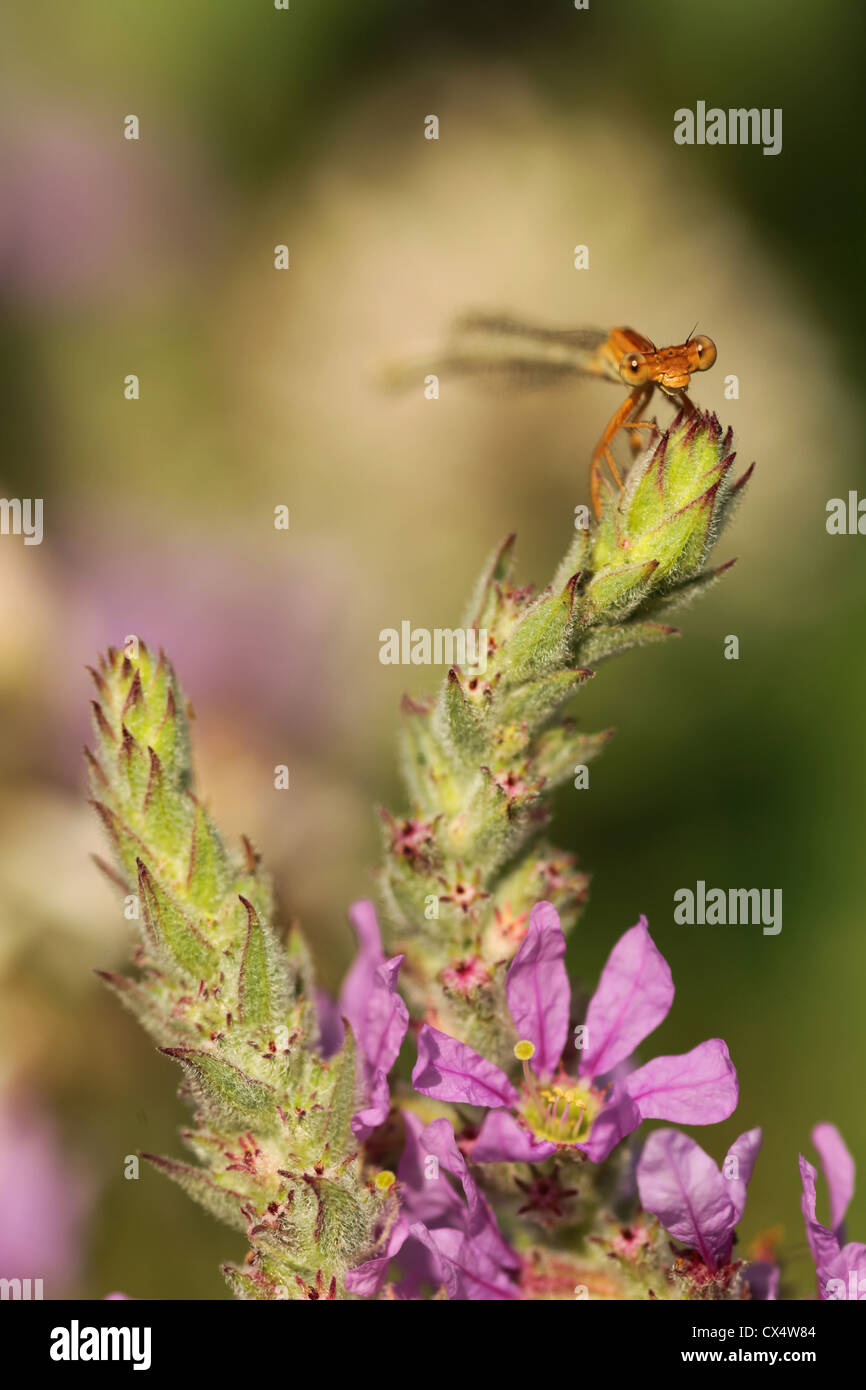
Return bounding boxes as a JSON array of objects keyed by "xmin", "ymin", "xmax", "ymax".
[
  {"xmin": 800, "ymin": 1123, "xmax": 865, "ymax": 1300},
  {"xmin": 636, "ymin": 1127, "xmax": 762, "ymax": 1273},
  {"xmin": 0, "ymin": 1092, "xmax": 92, "ymax": 1294},
  {"xmin": 412, "ymin": 901, "xmax": 738, "ymax": 1164},
  {"xmin": 0, "ymin": 119, "xmax": 213, "ymax": 305},
  {"xmin": 49, "ymin": 534, "xmax": 355, "ymax": 780}
]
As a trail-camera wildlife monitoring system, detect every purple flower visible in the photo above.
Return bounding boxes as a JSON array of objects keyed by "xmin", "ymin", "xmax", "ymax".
[
  {"xmin": 347, "ymin": 1115, "xmax": 521, "ymax": 1300},
  {"xmin": 412, "ymin": 901, "xmax": 738, "ymax": 1163},
  {"xmin": 319, "ymin": 900, "xmax": 409, "ymax": 1142},
  {"xmin": 636, "ymin": 1127, "xmax": 762, "ymax": 1274},
  {"xmin": 800, "ymin": 1123, "xmax": 865, "ymax": 1300}
]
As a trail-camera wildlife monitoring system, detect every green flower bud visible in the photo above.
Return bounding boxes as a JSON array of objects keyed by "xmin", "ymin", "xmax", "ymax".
[{"xmin": 585, "ymin": 410, "xmax": 752, "ymax": 624}]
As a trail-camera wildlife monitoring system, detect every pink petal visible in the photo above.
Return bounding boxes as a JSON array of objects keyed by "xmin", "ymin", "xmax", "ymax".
[
  {"xmin": 799, "ymin": 1153, "xmax": 841, "ymax": 1271},
  {"xmin": 421, "ymin": 1119, "xmax": 519, "ymax": 1270},
  {"xmin": 339, "ymin": 899, "xmax": 384, "ymax": 1035},
  {"xmin": 818, "ymin": 1242, "xmax": 866, "ymax": 1301},
  {"xmin": 361, "ymin": 956, "xmax": 409, "ymax": 1078},
  {"xmin": 344, "ymin": 1254, "xmax": 392, "ymax": 1298},
  {"xmin": 472, "ymin": 1108, "xmax": 557, "ymax": 1164},
  {"xmin": 345, "ymin": 1217, "xmax": 410, "ymax": 1297},
  {"xmin": 637, "ymin": 1128, "xmax": 736, "ymax": 1271},
  {"xmin": 579, "ymin": 917, "xmax": 673, "ymax": 1081},
  {"xmin": 315, "ymin": 988, "xmax": 344, "ymax": 1057},
  {"xmin": 812, "ymin": 1122, "xmax": 855, "ymax": 1234},
  {"xmin": 410, "ymin": 1223, "xmax": 521, "ymax": 1301},
  {"xmin": 412, "ymin": 1026, "xmax": 519, "ymax": 1109},
  {"xmin": 351, "ymin": 1069, "xmax": 391, "ymax": 1142},
  {"xmin": 625, "ymin": 1038, "xmax": 738, "ymax": 1125},
  {"xmin": 725, "ymin": 1128, "xmax": 762, "ymax": 1223},
  {"xmin": 398, "ymin": 1112, "xmax": 465, "ymax": 1228},
  {"xmin": 579, "ymin": 1090, "xmax": 642, "ymax": 1163},
  {"xmin": 505, "ymin": 900, "xmax": 569, "ymax": 1079}
]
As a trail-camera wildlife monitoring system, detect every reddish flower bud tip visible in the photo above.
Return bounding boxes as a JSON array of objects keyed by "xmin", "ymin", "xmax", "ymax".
[
  {"xmin": 90, "ymin": 853, "xmax": 129, "ymax": 892},
  {"xmin": 732, "ymin": 461, "xmax": 756, "ymax": 492},
  {"xmin": 122, "ymin": 669, "xmax": 144, "ymax": 717},
  {"xmin": 91, "ymin": 700, "xmax": 116, "ymax": 744},
  {"xmin": 401, "ymin": 693, "xmax": 433, "ymax": 715},
  {"xmin": 86, "ymin": 665, "xmax": 109, "ymax": 698},
  {"xmin": 240, "ymin": 835, "xmax": 260, "ymax": 872},
  {"xmin": 84, "ymin": 746, "xmax": 109, "ymax": 787}
]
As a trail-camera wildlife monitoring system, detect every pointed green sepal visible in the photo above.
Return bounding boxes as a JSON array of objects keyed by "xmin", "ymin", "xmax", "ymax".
[
  {"xmin": 498, "ymin": 667, "xmax": 594, "ymax": 730},
  {"xmin": 185, "ymin": 794, "xmax": 232, "ymax": 914},
  {"xmin": 142, "ymin": 1154, "xmax": 249, "ymax": 1232},
  {"xmin": 462, "ymin": 532, "xmax": 516, "ymax": 631},
  {"xmin": 439, "ymin": 668, "xmax": 487, "ymax": 760},
  {"xmin": 576, "ymin": 620, "xmax": 680, "ymax": 667},
  {"xmin": 506, "ymin": 574, "xmax": 578, "ymax": 682},
  {"xmin": 137, "ymin": 859, "xmax": 218, "ymax": 980},
  {"xmin": 584, "ymin": 559, "xmax": 659, "ymax": 620},
  {"xmin": 238, "ymin": 896, "xmax": 286, "ymax": 1030},
  {"xmin": 159, "ymin": 1047, "xmax": 276, "ymax": 1125},
  {"xmin": 323, "ymin": 1024, "xmax": 360, "ymax": 1151},
  {"xmin": 93, "ymin": 969, "xmax": 188, "ymax": 1044}
]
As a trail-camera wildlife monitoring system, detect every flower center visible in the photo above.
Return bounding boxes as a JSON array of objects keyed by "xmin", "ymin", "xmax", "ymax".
[
  {"xmin": 512, "ymin": 1040, "xmax": 600, "ymax": 1146},
  {"xmin": 522, "ymin": 1077, "xmax": 600, "ymax": 1145}
]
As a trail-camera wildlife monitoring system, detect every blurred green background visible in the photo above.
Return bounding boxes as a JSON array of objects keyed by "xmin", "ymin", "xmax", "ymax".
[{"xmin": 0, "ymin": 1, "xmax": 863, "ymax": 1298}]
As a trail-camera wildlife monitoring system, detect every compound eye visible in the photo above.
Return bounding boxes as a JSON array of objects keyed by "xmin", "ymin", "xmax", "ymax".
[
  {"xmin": 693, "ymin": 334, "xmax": 717, "ymax": 370},
  {"xmin": 618, "ymin": 351, "xmax": 651, "ymax": 385}
]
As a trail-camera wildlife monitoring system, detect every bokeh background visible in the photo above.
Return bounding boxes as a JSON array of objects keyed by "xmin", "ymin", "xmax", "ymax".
[{"xmin": 1, "ymin": 1, "xmax": 863, "ymax": 1298}]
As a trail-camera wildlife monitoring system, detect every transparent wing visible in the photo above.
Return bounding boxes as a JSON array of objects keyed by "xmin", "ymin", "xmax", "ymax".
[{"xmin": 380, "ymin": 313, "xmax": 617, "ymax": 393}]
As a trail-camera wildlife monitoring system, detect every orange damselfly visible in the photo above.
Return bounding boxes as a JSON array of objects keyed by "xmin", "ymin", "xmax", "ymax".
[{"xmin": 391, "ymin": 314, "xmax": 717, "ymax": 517}]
